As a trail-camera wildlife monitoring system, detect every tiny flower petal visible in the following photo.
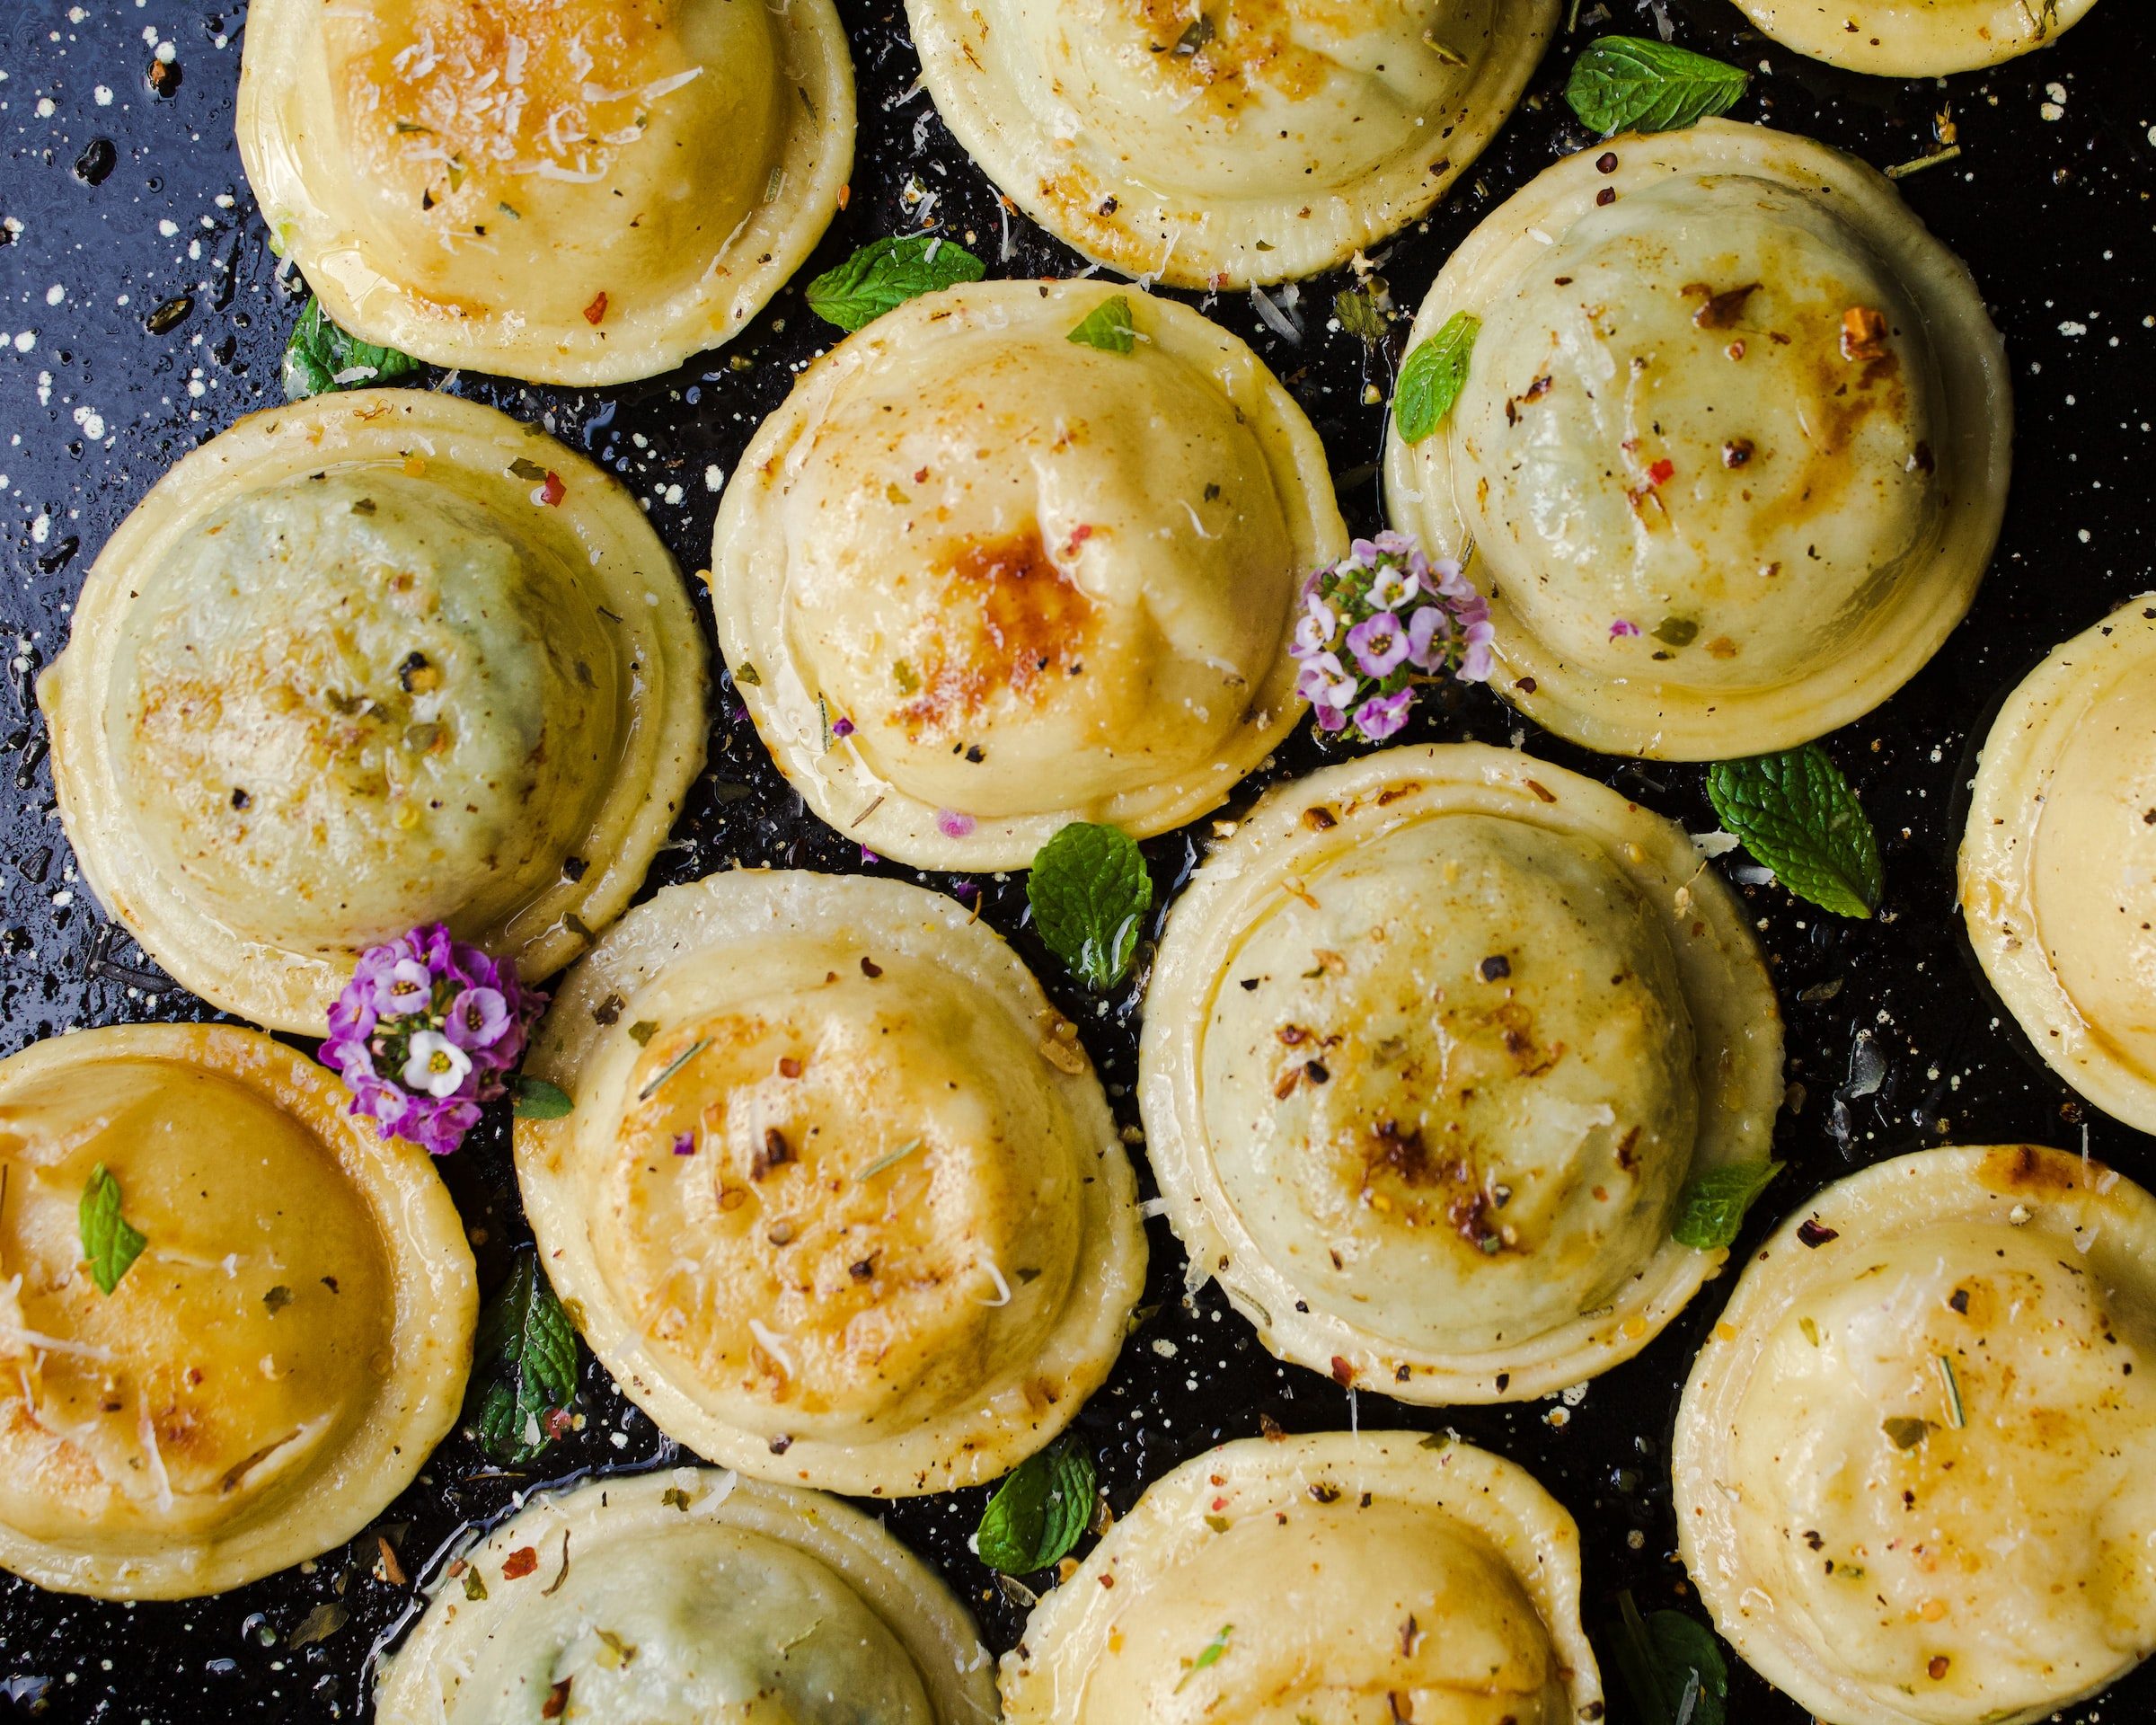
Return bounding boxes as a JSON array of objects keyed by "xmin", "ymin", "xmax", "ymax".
[
  {"xmin": 375, "ymin": 958, "xmax": 435, "ymax": 1018},
  {"xmin": 1368, "ymin": 563, "xmax": 1419, "ymax": 611},
  {"xmin": 1609, "ymin": 618, "xmax": 1642, "ymax": 640},
  {"xmin": 402, "ymin": 1031, "xmax": 473, "ymax": 1099},
  {"xmin": 937, "ymin": 809, "xmax": 976, "ymax": 838},
  {"xmin": 1314, "ymin": 702, "xmax": 1349, "ymax": 733},
  {"xmin": 1345, "ymin": 612, "xmax": 1410, "ymax": 678},
  {"xmin": 672, "ymin": 1131, "xmax": 697, "ymax": 1156},
  {"xmin": 831, "ymin": 716, "xmax": 855, "ymax": 739},
  {"xmin": 1406, "ymin": 606, "xmax": 1450, "ymax": 672},
  {"xmin": 1355, "ymin": 688, "xmax": 1415, "ymax": 740},
  {"xmin": 445, "ymin": 986, "xmax": 511, "ymax": 1050}
]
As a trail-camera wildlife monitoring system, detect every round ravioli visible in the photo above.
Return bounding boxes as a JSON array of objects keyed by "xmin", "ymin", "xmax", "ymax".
[
  {"xmin": 1002, "ymin": 1430, "xmax": 1602, "ymax": 1722},
  {"xmin": 0, "ymin": 1024, "xmax": 474, "ymax": 1599},
  {"xmin": 1729, "ymin": 0, "xmax": 2099, "ymax": 75},
  {"xmin": 907, "ymin": 0, "xmax": 1558, "ymax": 288},
  {"xmin": 1960, "ymin": 599, "xmax": 2156, "ymax": 1133},
  {"xmin": 1384, "ymin": 119, "xmax": 2010, "ymax": 760},
  {"xmin": 236, "ymin": 0, "xmax": 854, "ymax": 385},
  {"xmin": 516, "ymin": 869, "xmax": 1146, "ymax": 1495},
  {"xmin": 711, "ymin": 279, "xmax": 1347, "ymax": 870},
  {"xmin": 1141, "ymin": 743, "xmax": 1782, "ymax": 1403},
  {"xmin": 40, "ymin": 389, "xmax": 707, "ymax": 1035},
  {"xmin": 1674, "ymin": 1144, "xmax": 2156, "ymax": 1725},
  {"xmin": 377, "ymin": 1467, "xmax": 998, "ymax": 1722}
]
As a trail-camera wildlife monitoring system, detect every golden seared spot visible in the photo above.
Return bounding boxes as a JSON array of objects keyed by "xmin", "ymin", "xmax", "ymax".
[
  {"xmin": 1977, "ymin": 1142, "xmax": 2093, "ymax": 1197},
  {"xmin": 341, "ymin": 0, "xmax": 680, "ymax": 218},
  {"xmin": 1118, "ymin": 0, "xmax": 1340, "ymax": 108},
  {"xmin": 895, "ymin": 525, "xmax": 1096, "ymax": 739},
  {"xmin": 0, "ymin": 1060, "xmax": 388, "ymax": 1543},
  {"xmin": 597, "ymin": 969, "xmax": 1079, "ymax": 1432}
]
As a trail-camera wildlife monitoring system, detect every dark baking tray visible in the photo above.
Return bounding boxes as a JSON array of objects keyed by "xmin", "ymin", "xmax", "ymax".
[{"xmin": 2, "ymin": 0, "xmax": 2152, "ymax": 1717}]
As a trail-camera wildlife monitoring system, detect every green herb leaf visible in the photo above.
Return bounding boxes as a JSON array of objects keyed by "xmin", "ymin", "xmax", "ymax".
[
  {"xmin": 1334, "ymin": 284, "xmax": 1387, "ymax": 345},
  {"xmin": 1673, "ymin": 1160, "xmax": 1783, "ymax": 1251},
  {"xmin": 1563, "ymin": 36, "xmax": 1750, "ymax": 136},
  {"xmin": 509, "ymin": 1074, "xmax": 574, "ymax": 1120},
  {"xmin": 1393, "ymin": 313, "xmax": 1480, "ymax": 445},
  {"xmin": 78, "ymin": 1163, "xmax": 147, "ymax": 1295},
  {"xmin": 1607, "ymin": 1593, "xmax": 1728, "ymax": 1725},
  {"xmin": 804, "ymin": 235, "xmax": 986, "ymax": 333},
  {"xmin": 282, "ymin": 294, "xmax": 422, "ymax": 401},
  {"xmin": 467, "ymin": 1251, "xmax": 579, "ymax": 1464},
  {"xmin": 1026, "ymin": 822, "xmax": 1153, "ymax": 992},
  {"xmin": 287, "ymin": 1602, "xmax": 349, "ymax": 1650},
  {"xmin": 1177, "ymin": 1624, "xmax": 1234, "ymax": 1693},
  {"xmin": 976, "ymin": 1434, "xmax": 1096, "ymax": 1574},
  {"xmin": 1706, "ymin": 745, "xmax": 1883, "ymax": 919},
  {"xmin": 1067, "ymin": 294, "xmax": 1139, "ymax": 354}
]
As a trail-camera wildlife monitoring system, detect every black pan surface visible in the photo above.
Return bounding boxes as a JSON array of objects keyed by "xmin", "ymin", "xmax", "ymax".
[{"xmin": 1, "ymin": 0, "xmax": 2152, "ymax": 1718}]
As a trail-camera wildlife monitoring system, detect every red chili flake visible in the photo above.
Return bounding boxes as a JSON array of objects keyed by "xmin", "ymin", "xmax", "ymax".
[
  {"xmin": 538, "ymin": 471, "xmax": 566, "ymax": 507},
  {"xmin": 1691, "ymin": 281, "xmax": 1761, "ymax": 330},
  {"xmin": 1797, "ymin": 1218, "xmax": 1840, "ymax": 1248},
  {"xmin": 1259, "ymin": 1414, "xmax": 1286, "ymax": 1440},
  {"xmin": 500, "ymin": 1546, "xmax": 539, "ymax": 1579},
  {"xmin": 779, "ymin": 1057, "xmax": 802, "ymax": 1079},
  {"xmin": 541, "ymin": 1678, "xmax": 572, "ymax": 1719},
  {"xmin": 1648, "ymin": 458, "xmax": 1675, "ymax": 487},
  {"xmin": 836, "ymin": 182, "xmax": 852, "ymax": 210},
  {"xmin": 583, "ymin": 291, "xmax": 608, "ymax": 326},
  {"xmin": 543, "ymin": 1406, "xmax": 574, "ymax": 1439},
  {"xmin": 860, "ymin": 957, "xmax": 883, "ymax": 978},
  {"xmin": 1330, "ymin": 1357, "xmax": 1355, "ymax": 1387},
  {"xmin": 1928, "ymin": 1656, "xmax": 1950, "ymax": 1681},
  {"xmin": 1840, "ymin": 305, "xmax": 1890, "ymax": 362}
]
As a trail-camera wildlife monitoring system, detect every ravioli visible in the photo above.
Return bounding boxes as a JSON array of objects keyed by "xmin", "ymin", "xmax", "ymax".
[
  {"xmin": 40, "ymin": 389, "xmax": 707, "ymax": 1035},
  {"xmin": 1140, "ymin": 743, "xmax": 1781, "ymax": 1403},
  {"xmin": 907, "ymin": 0, "xmax": 1558, "ymax": 288},
  {"xmin": 516, "ymin": 870, "xmax": 1146, "ymax": 1495},
  {"xmin": 711, "ymin": 279, "xmax": 1347, "ymax": 869},
  {"xmin": 1002, "ymin": 1430, "xmax": 1601, "ymax": 1722},
  {"xmin": 377, "ymin": 1467, "xmax": 998, "ymax": 1723},
  {"xmin": 0, "ymin": 1025, "xmax": 474, "ymax": 1600},
  {"xmin": 1729, "ymin": 0, "xmax": 2099, "ymax": 75},
  {"xmin": 1384, "ymin": 119, "xmax": 2010, "ymax": 760},
  {"xmin": 1674, "ymin": 1144, "xmax": 2156, "ymax": 1725},
  {"xmin": 237, "ymin": 0, "xmax": 854, "ymax": 385},
  {"xmin": 1961, "ymin": 600, "xmax": 2156, "ymax": 1133}
]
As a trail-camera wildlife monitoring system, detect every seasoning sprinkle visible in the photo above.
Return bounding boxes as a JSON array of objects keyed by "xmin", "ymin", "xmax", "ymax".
[
  {"xmin": 637, "ymin": 1038, "xmax": 708, "ymax": 1101},
  {"xmin": 857, "ymin": 1139, "xmax": 923, "ymax": 1181}
]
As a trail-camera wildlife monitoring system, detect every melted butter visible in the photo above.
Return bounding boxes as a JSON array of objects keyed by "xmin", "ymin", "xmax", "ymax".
[
  {"xmin": 0, "ymin": 1057, "xmax": 389, "ymax": 1546},
  {"xmin": 781, "ymin": 326, "xmax": 1296, "ymax": 817},
  {"xmin": 596, "ymin": 949, "xmax": 1083, "ymax": 1438},
  {"xmin": 109, "ymin": 469, "xmax": 620, "ymax": 955},
  {"xmin": 324, "ymin": 0, "xmax": 782, "ymax": 326},
  {"xmin": 1733, "ymin": 1218, "xmax": 2156, "ymax": 1717},
  {"xmin": 1203, "ymin": 812, "xmax": 1694, "ymax": 1352},
  {"xmin": 1456, "ymin": 173, "xmax": 1942, "ymax": 694}
]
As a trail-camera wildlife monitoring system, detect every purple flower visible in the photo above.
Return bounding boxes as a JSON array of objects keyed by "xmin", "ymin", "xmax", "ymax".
[
  {"xmin": 937, "ymin": 809, "xmax": 976, "ymax": 838},
  {"xmin": 1290, "ymin": 598, "xmax": 1337, "ymax": 659},
  {"xmin": 831, "ymin": 716, "xmax": 855, "ymax": 739},
  {"xmin": 1405, "ymin": 606, "xmax": 1451, "ymax": 672},
  {"xmin": 1314, "ymin": 702, "xmax": 1349, "ymax": 733},
  {"xmin": 321, "ymin": 923, "xmax": 545, "ymax": 1156},
  {"xmin": 1368, "ymin": 561, "xmax": 1419, "ymax": 612},
  {"xmin": 860, "ymin": 845, "xmax": 881, "ymax": 865},
  {"xmin": 445, "ymin": 986, "xmax": 511, "ymax": 1050},
  {"xmin": 1355, "ymin": 688, "xmax": 1415, "ymax": 740},
  {"xmin": 1459, "ymin": 617, "xmax": 1496, "ymax": 684},
  {"xmin": 1609, "ymin": 618, "xmax": 1641, "ymax": 640},
  {"xmin": 1345, "ymin": 612, "xmax": 1410, "ymax": 678},
  {"xmin": 1294, "ymin": 650, "xmax": 1357, "ymax": 711},
  {"xmin": 672, "ymin": 1130, "xmax": 697, "ymax": 1156}
]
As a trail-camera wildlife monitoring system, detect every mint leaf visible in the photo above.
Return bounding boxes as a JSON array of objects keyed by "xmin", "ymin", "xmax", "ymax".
[
  {"xmin": 1673, "ymin": 1160, "xmax": 1783, "ymax": 1251},
  {"xmin": 1334, "ymin": 283, "xmax": 1387, "ymax": 346},
  {"xmin": 1067, "ymin": 294, "xmax": 1139, "ymax": 354},
  {"xmin": 282, "ymin": 295, "xmax": 422, "ymax": 401},
  {"xmin": 804, "ymin": 236, "xmax": 986, "ymax": 333},
  {"xmin": 509, "ymin": 1074, "xmax": 574, "ymax": 1120},
  {"xmin": 467, "ymin": 1251, "xmax": 579, "ymax": 1464},
  {"xmin": 78, "ymin": 1163, "xmax": 146, "ymax": 1296},
  {"xmin": 1393, "ymin": 313, "xmax": 1480, "ymax": 445},
  {"xmin": 1605, "ymin": 1592, "xmax": 1728, "ymax": 1725},
  {"xmin": 976, "ymin": 1434, "xmax": 1095, "ymax": 1573},
  {"xmin": 1564, "ymin": 37, "xmax": 1750, "ymax": 135},
  {"xmin": 1706, "ymin": 745, "xmax": 1882, "ymax": 919},
  {"xmin": 1027, "ymin": 822, "xmax": 1153, "ymax": 991}
]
